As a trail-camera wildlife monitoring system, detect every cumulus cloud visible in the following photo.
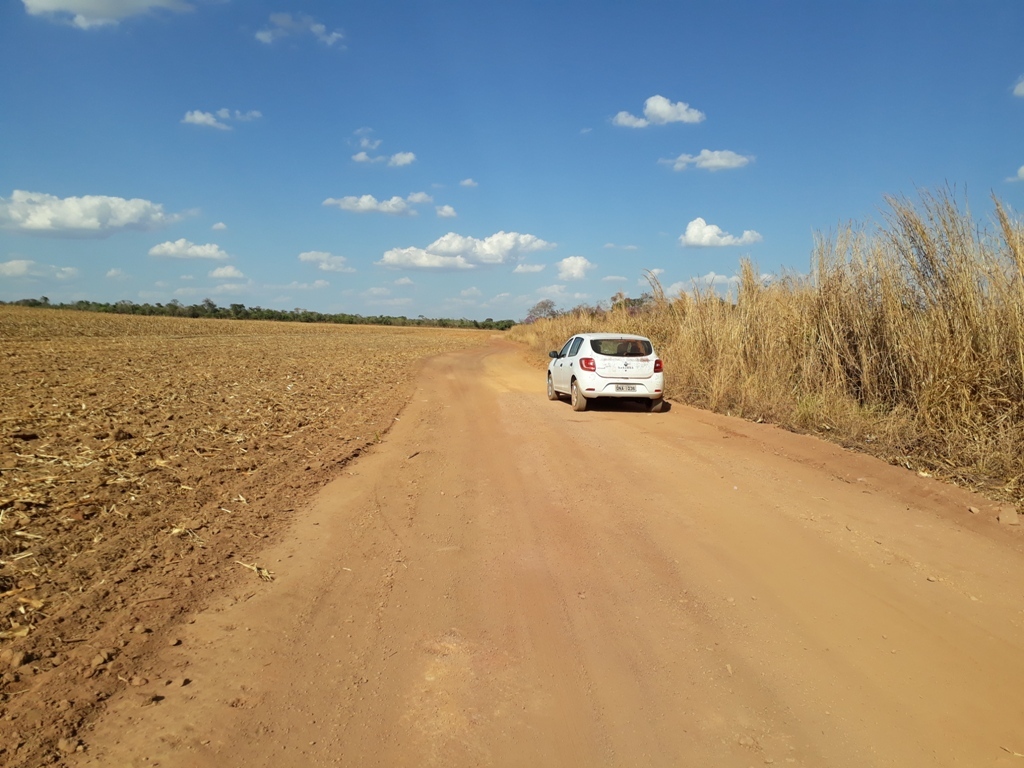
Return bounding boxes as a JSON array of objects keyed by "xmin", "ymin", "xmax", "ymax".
[
  {"xmin": 1015, "ymin": 78, "xmax": 1024, "ymax": 97},
  {"xmin": 106, "ymin": 268, "xmax": 127, "ymax": 279},
  {"xmin": 679, "ymin": 218, "xmax": 763, "ymax": 247},
  {"xmin": 212, "ymin": 221, "xmax": 227, "ymax": 230},
  {"xmin": 182, "ymin": 110, "xmax": 229, "ymax": 130},
  {"xmin": 1007, "ymin": 165, "xmax": 1024, "ymax": 182},
  {"xmin": 394, "ymin": 276, "xmax": 414, "ymax": 285},
  {"xmin": 407, "ymin": 192, "xmax": 433, "ymax": 204},
  {"xmin": 513, "ymin": 264, "xmax": 545, "ymax": 274},
  {"xmin": 0, "ymin": 259, "xmax": 77, "ymax": 279},
  {"xmin": 149, "ymin": 238, "xmax": 229, "ymax": 259},
  {"xmin": 298, "ymin": 250, "xmax": 354, "ymax": 273},
  {"xmin": 613, "ymin": 94, "xmax": 705, "ymax": 128},
  {"xmin": 379, "ymin": 231, "xmax": 555, "ymax": 270},
  {"xmin": 660, "ymin": 149, "xmax": 753, "ymax": 172},
  {"xmin": 209, "ymin": 265, "xmax": 243, "ymax": 279},
  {"xmin": 436, "ymin": 205, "xmax": 457, "ymax": 218},
  {"xmin": 602, "ymin": 275, "xmax": 628, "ymax": 282},
  {"xmin": 0, "ymin": 190, "xmax": 181, "ymax": 237},
  {"xmin": 388, "ymin": 152, "xmax": 416, "ymax": 167},
  {"xmin": 557, "ymin": 255, "xmax": 595, "ymax": 280},
  {"xmin": 460, "ymin": 287, "xmax": 482, "ymax": 298},
  {"xmin": 256, "ymin": 13, "xmax": 343, "ymax": 46},
  {"xmin": 352, "ymin": 151, "xmax": 416, "ymax": 166},
  {"xmin": 460, "ymin": 178, "xmax": 478, "ymax": 187},
  {"xmin": 537, "ymin": 284, "xmax": 589, "ymax": 301},
  {"xmin": 22, "ymin": 0, "xmax": 191, "ymax": 29},
  {"xmin": 211, "ymin": 281, "xmax": 251, "ymax": 295},
  {"xmin": 325, "ymin": 195, "xmax": 406, "ymax": 215},
  {"xmin": 0, "ymin": 259, "xmax": 34, "ymax": 277},
  {"xmin": 666, "ymin": 271, "xmax": 769, "ymax": 296},
  {"xmin": 182, "ymin": 109, "xmax": 262, "ymax": 131}
]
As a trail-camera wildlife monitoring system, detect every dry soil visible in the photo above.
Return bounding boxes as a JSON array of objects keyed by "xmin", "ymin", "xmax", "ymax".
[{"xmin": 52, "ymin": 338, "xmax": 1024, "ymax": 768}]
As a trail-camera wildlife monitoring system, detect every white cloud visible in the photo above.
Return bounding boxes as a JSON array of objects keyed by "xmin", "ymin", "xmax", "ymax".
[
  {"xmin": 182, "ymin": 110, "xmax": 229, "ymax": 130},
  {"xmin": 679, "ymin": 218, "xmax": 763, "ymax": 247},
  {"xmin": 179, "ymin": 274, "xmax": 193, "ymax": 280},
  {"xmin": 460, "ymin": 287, "xmax": 482, "ymax": 298},
  {"xmin": 323, "ymin": 192, "xmax": 433, "ymax": 215},
  {"xmin": 212, "ymin": 221, "xmax": 227, "ymax": 230},
  {"xmin": 603, "ymin": 243, "xmax": 638, "ymax": 250},
  {"xmin": 660, "ymin": 149, "xmax": 753, "ymax": 172},
  {"xmin": 394, "ymin": 276, "xmax": 413, "ymax": 285},
  {"xmin": 379, "ymin": 231, "xmax": 554, "ymax": 270},
  {"xmin": 211, "ymin": 281, "xmax": 251, "ymax": 295},
  {"xmin": 667, "ymin": 271, "xmax": 770, "ymax": 296},
  {"xmin": 388, "ymin": 152, "xmax": 416, "ymax": 167},
  {"xmin": 1015, "ymin": 78, "xmax": 1024, "ymax": 97},
  {"xmin": 352, "ymin": 150, "xmax": 415, "ymax": 166},
  {"xmin": 278, "ymin": 279, "xmax": 329, "ymax": 290},
  {"xmin": 149, "ymin": 238, "xmax": 229, "ymax": 259},
  {"xmin": 513, "ymin": 263, "xmax": 545, "ymax": 273},
  {"xmin": 557, "ymin": 255, "xmax": 595, "ymax": 280},
  {"xmin": 183, "ymin": 109, "xmax": 262, "ymax": 131},
  {"xmin": 22, "ymin": 0, "xmax": 191, "ymax": 29},
  {"xmin": 323, "ymin": 195, "xmax": 412, "ymax": 215},
  {"xmin": 1007, "ymin": 165, "xmax": 1024, "ymax": 183},
  {"xmin": 363, "ymin": 287, "xmax": 391, "ymax": 298},
  {"xmin": 436, "ymin": 205, "xmax": 457, "ymax": 218},
  {"xmin": 602, "ymin": 275, "xmax": 628, "ymax": 282},
  {"xmin": 0, "ymin": 259, "xmax": 34, "ymax": 277},
  {"xmin": 0, "ymin": 190, "xmax": 180, "ymax": 237},
  {"xmin": 256, "ymin": 13, "xmax": 343, "ymax": 46},
  {"xmin": 298, "ymin": 250, "xmax": 354, "ymax": 273},
  {"xmin": 0, "ymin": 259, "xmax": 77, "ymax": 279},
  {"xmin": 360, "ymin": 136, "xmax": 382, "ymax": 150},
  {"xmin": 106, "ymin": 268, "xmax": 126, "ymax": 279},
  {"xmin": 209, "ymin": 265, "xmax": 243, "ymax": 279},
  {"xmin": 460, "ymin": 178, "xmax": 478, "ymax": 187},
  {"xmin": 613, "ymin": 94, "xmax": 705, "ymax": 128},
  {"xmin": 537, "ymin": 284, "xmax": 589, "ymax": 301}
]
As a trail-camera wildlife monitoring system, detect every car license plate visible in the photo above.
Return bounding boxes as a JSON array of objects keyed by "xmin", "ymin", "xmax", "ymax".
[{"xmin": 615, "ymin": 384, "xmax": 637, "ymax": 392}]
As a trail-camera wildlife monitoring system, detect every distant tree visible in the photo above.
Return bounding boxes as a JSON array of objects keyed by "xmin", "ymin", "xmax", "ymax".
[{"xmin": 525, "ymin": 299, "xmax": 558, "ymax": 323}]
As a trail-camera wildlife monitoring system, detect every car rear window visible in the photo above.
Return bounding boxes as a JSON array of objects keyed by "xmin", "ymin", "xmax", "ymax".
[{"xmin": 590, "ymin": 338, "xmax": 652, "ymax": 357}]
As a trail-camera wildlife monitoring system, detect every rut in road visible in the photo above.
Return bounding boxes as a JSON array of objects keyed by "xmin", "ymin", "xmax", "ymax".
[{"xmin": 73, "ymin": 340, "xmax": 1024, "ymax": 768}]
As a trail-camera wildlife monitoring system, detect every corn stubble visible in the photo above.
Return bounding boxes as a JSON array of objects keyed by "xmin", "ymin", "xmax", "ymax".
[{"xmin": 512, "ymin": 189, "xmax": 1024, "ymax": 501}]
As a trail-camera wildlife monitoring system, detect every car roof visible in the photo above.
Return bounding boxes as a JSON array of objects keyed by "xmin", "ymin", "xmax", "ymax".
[{"xmin": 572, "ymin": 332, "xmax": 652, "ymax": 341}]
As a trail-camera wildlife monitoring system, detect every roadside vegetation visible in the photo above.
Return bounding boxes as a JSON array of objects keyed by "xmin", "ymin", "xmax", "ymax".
[
  {"xmin": 1, "ymin": 297, "xmax": 516, "ymax": 330},
  {"xmin": 510, "ymin": 189, "xmax": 1024, "ymax": 502}
]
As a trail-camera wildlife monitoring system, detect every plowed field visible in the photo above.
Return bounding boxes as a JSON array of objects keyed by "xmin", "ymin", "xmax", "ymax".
[{"xmin": 0, "ymin": 308, "xmax": 489, "ymax": 766}]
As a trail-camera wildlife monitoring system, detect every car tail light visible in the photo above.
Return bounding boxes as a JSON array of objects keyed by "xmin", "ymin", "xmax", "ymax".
[
  {"xmin": 579, "ymin": 357, "xmax": 596, "ymax": 372},
  {"xmin": 654, "ymin": 359, "xmax": 663, "ymax": 373}
]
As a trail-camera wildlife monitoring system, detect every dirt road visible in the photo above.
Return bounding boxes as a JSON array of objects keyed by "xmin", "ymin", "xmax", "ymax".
[{"xmin": 72, "ymin": 340, "xmax": 1024, "ymax": 767}]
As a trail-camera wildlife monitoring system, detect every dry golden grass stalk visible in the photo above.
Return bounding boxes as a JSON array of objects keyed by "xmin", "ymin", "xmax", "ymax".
[{"xmin": 510, "ymin": 189, "xmax": 1024, "ymax": 500}]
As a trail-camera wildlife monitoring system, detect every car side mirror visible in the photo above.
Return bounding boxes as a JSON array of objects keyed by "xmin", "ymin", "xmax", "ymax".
[{"xmin": 548, "ymin": 351, "xmax": 559, "ymax": 358}]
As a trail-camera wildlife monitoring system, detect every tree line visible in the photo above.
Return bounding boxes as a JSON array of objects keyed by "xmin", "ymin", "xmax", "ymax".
[{"xmin": 2, "ymin": 297, "xmax": 516, "ymax": 331}]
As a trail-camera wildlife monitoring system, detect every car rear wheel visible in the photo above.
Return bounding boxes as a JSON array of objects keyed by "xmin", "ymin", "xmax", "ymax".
[
  {"xmin": 645, "ymin": 398, "xmax": 666, "ymax": 413},
  {"xmin": 571, "ymin": 380, "xmax": 588, "ymax": 411},
  {"xmin": 546, "ymin": 375, "xmax": 559, "ymax": 401}
]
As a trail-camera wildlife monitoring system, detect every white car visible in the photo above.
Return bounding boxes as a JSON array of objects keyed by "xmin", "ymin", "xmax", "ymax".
[{"xmin": 547, "ymin": 333, "xmax": 665, "ymax": 412}]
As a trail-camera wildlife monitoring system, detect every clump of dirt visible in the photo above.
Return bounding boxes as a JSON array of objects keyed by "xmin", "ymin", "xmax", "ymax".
[{"xmin": 0, "ymin": 307, "xmax": 489, "ymax": 766}]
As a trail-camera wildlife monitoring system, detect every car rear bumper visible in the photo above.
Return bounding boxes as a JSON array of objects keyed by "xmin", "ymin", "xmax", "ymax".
[{"xmin": 578, "ymin": 377, "xmax": 664, "ymax": 399}]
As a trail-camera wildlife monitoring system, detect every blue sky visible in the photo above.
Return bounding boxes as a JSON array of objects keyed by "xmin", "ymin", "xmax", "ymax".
[{"xmin": 1, "ymin": 1, "xmax": 1022, "ymax": 320}]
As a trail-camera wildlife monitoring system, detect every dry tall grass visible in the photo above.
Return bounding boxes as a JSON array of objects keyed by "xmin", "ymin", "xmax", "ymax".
[{"xmin": 510, "ymin": 190, "xmax": 1024, "ymax": 500}]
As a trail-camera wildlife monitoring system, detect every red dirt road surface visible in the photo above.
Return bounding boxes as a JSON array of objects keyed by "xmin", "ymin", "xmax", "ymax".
[{"xmin": 70, "ymin": 340, "xmax": 1024, "ymax": 767}]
